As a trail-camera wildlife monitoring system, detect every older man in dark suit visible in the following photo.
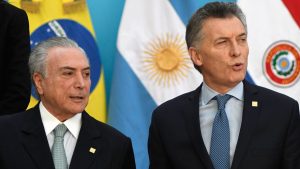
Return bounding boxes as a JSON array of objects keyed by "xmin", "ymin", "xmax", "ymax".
[
  {"xmin": 148, "ymin": 2, "xmax": 300, "ymax": 169},
  {"xmin": 0, "ymin": 37, "xmax": 136, "ymax": 169}
]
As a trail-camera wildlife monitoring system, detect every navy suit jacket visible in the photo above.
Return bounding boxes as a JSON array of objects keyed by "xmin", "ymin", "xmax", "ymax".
[
  {"xmin": 0, "ymin": 105, "xmax": 136, "ymax": 169},
  {"xmin": 148, "ymin": 81, "xmax": 300, "ymax": 169}
]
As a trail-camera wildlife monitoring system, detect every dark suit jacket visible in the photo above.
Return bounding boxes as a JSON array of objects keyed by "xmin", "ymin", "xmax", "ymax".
[
  {"xmin": 0, "ymin": 105, "xmax": 136, "ymax": 169},
  {"xmin": 0, "ymin": 1, "xmax": 31, "ymax": 114},
  {"xmin": 148, "ymin": 81, "xmax": 300, "ymax": 169}
]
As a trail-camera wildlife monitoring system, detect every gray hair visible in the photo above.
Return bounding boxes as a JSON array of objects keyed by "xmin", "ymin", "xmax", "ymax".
[
  {"xmin": 186, "ymin": 2, "xmax": 247, "ymax": 49},
  {"xmin": 29, "ymin": 37, "xmax": 88, "ymax": 78}
]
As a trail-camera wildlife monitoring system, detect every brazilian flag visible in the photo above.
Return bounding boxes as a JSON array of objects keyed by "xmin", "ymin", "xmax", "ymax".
[{"xmin": 10, "ymin": 0, "xmax": 106, "ymax": 122}]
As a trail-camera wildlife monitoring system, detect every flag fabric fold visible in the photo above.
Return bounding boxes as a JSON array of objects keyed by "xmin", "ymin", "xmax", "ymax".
[
  {"xmin": 238, "ymin": 0, "xmax": 300, "ymax": 104},
  {"xmin": 108, "ymin": 0, "xmax": 202, "ymax": 168},
  {"xmin": 110, "ymin": 0, "xmax": 300, "ymax": 168}
]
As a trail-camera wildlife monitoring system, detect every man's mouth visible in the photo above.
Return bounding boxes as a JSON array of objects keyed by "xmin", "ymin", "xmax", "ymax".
[
  {"xmin": 232, "ymin": 63, "xmax": 244, "ymax": 71},
  {"xmin": 70, "ymin": 96, "xmax": 85, "ymax": 102}
]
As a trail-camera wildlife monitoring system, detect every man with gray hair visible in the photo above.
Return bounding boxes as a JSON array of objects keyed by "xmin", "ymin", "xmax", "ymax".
[
  {"xmin": 0, "ymin": 37, "xmax": 136, "ymax": 169},
  {"xmin": 148, "ymin": 2, "xmax": 300, "ymax": 169}
]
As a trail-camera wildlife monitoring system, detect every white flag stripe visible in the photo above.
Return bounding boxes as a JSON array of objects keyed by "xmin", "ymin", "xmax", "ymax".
[
  {"xmin": 117, "ymin": 0, "xmax": 202, "ymax": 105},
  {"xmin": 239, "ymin": 0, "xmax": 300, "ymax": 103}
]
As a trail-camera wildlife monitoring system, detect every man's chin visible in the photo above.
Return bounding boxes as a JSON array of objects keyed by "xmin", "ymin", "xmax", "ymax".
[
  {"xmin": 68, "ymin": 106, "xmax": 86, "ymax": 114},
  {"xmin": 228, "ymin": 76, "xmax": 245, "ymax": 86}
]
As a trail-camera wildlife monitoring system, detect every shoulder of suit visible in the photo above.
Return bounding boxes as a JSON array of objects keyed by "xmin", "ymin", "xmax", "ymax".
[
  {"xmin": 151, "ymin": 88, "xmax": 199, "ymax": 122},
  {"xmin": 0, "ymin": 109, "xmax": 27, "ymax": 129},
  {"xmin": 248, "ymin": 82, "xmax": 298, "ymax": 104},
  {"xmin": 156, "ymin": 88, "xmax": 198, "ymax": 109},
  {"xmin": 83, "ymin": 112, "xmax": 131, "ymax": 141},
  {"xmin": 0, "ymin": 1, "xmax": 27, "ymax": 15}
]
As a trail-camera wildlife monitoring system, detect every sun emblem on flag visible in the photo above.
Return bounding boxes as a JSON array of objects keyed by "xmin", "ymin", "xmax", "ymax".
[
  {"xmin": 263, "ymin": 40, "xmax": 300, "ymax": 87},
  {"xmin": 143, "ymin": 33, "xmax": 192, "ymax": 86}
]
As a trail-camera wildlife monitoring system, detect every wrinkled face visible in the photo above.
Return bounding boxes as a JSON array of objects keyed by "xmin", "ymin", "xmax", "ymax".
[
  {"xmin": 189, "ymin": 16, "xmax": 249, "ymax": 93},
  {"xmin": 34, "ymin": 47, "xmax": 91, "ymax": 121}
]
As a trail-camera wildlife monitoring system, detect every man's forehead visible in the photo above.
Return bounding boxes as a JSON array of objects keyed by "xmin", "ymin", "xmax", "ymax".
[
  {"xmin": 48, "ymin": 47, "xmax": 87, "ymax": 60},
  {"xmin": 201, "ymin": 17, "xmax": 246, "ymax": 37},
  {"xmin": 46, "ymin": 47, "xmax": 89, "ymax": 70},
  {"xmin": 48, "ymin": 46, "xmax": 83, "ymax": 55}
]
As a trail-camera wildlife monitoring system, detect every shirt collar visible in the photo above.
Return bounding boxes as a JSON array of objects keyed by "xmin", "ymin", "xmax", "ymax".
[
  {"xmin": 200, "ymin": 81, "xmax": 244, "ymax": 106},
  {"xmin": 39, "ymin": 102, "xmax": 82, "ymax": 138}
]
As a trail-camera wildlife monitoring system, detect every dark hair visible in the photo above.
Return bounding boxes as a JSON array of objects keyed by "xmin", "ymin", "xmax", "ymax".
[{"xmin": 186, "ymin": 2, "xmax": 247, "ymax": 49}]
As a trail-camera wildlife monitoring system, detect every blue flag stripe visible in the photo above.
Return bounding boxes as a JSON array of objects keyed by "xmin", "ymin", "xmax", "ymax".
[{"xmin": 108, "ymin": 51, "xmax": 156, "ymax": 169}]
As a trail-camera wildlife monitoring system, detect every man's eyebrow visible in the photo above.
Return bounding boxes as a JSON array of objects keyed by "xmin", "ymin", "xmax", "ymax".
[
  {"xmin": 59, "ymin": 66, "xmax": 90, "ymax": 71},
  {"xmin": 214, "ymin": 32, "xmax": 247, "ymax": 43},
  {"xmin": 238, "ymin": 32, "xmax": 247, "ymax": 37},
  {"xmin": 82, "ymin": 67, "xmax": 90, "ymax": 71},
  {"xmin": 216, "ymin": 32, "xmax": 247, "ymax": 39}
]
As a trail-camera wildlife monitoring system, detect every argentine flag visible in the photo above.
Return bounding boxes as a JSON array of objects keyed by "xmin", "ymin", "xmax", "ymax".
[
  {"xmin": 109, "ymin": 0, "xmax": 300, "ymax": 168},
  {"xmin": 108, "ymin": 0, "xmax": 202, "ymax": 168}
]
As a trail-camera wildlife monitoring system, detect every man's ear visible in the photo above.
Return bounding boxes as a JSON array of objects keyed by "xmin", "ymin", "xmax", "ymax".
[
  {"xmin": 188, "ymin": 47, "xmax": 203, "ymax": 67},
  {"xmin": 32, "ymin": 72, "xmax": 44, "ymax": 96}
]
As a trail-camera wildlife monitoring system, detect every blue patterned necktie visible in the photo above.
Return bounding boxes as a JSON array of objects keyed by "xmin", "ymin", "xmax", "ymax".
[
  {"xmin": 210, "ymin": 94, "xmax": 232, "ymax": 169},
  {"xmin": 52, "ymin": 124, "xmax": 68, "ymax": 169}
]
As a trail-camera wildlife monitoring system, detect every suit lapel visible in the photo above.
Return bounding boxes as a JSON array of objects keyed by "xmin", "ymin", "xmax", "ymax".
[
  {"xmin": 20, "ymin": 105, "xmax": 55, "ymax": 169},
  {"xmin": 231, "ymin": 81, "xmax": 261, "ymax": 169},
  {"xmin": 69, "ymin": 112, "xmax": 103, "ymax": 169},
  {"xmin": 182, "ymin": 85, "xmax": 215, "ymax": 169}
]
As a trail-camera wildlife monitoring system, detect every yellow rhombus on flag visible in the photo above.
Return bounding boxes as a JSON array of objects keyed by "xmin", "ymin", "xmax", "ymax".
[{"xmin": 10, "ymin": 0, "xmax": 106, "ymax": 122}]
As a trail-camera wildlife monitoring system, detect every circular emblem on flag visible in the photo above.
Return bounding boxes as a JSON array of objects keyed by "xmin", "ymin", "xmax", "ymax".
[
  {"xmin": 142, "ymin": 33, "xmax": 193, "ymax": 87},
  {"xmin": 263, "ymin": 40, "xmax": 300, "ymax": 87},
  {"xmin": 30, "ymin": 19, "xmax": 101, "ymax": 98}
]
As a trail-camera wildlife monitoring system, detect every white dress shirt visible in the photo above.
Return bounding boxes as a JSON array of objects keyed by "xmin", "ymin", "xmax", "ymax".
[
  {"xmin": 39, "ymin": 102, "xmax": 82, "ymax": 166},
  {"xmin": 199, "ymin": 82, "xmax": 244, "ymax": 166}
]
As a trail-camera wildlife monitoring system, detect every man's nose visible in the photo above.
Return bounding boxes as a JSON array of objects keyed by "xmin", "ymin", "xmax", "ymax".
[
  {"xmin": 230, "ymin": 41, "xmax": 241, "ymax": 57},
  {"xmin": 75, "ymin": 73, "xmax": 85, "ymax": 88}
]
